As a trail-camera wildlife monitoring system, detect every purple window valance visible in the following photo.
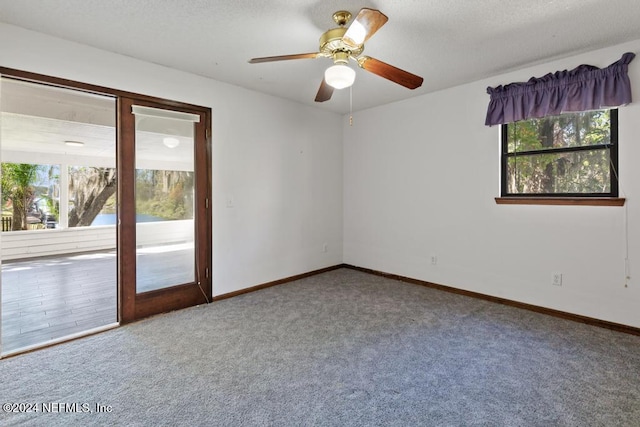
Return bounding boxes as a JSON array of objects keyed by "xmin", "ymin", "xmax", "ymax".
[{"xmin": 485, "ymin": 52, "xmax": 635, "ymax": 126}]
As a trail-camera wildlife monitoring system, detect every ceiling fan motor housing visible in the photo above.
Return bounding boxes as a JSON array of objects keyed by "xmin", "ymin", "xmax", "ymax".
[{"xmin": 319, "ymin": 27, "xmax": 364, "ymax": 60}]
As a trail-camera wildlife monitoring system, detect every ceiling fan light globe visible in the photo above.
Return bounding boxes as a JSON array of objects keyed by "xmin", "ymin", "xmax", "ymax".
[
  {"xmin": 64, "ymin": 140, "xmax": 85, "ymax": 147},
  {"xmin": 163, "ymin": 137, "xmax": 180, "ymax": 148},
  {"xmin": 325, "ymin": 64, "xmax": 356, "ymax": 89}
]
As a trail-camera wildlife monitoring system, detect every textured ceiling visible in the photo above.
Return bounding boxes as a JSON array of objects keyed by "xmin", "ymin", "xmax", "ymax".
[{"xmin": 1, "ymin": 0, "xmax": 640, "ymax": 114}]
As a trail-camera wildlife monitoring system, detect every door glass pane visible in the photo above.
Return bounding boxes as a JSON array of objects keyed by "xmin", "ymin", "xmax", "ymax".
[
  {"xmin": 1, "ymin": 77, "xmax": 117, "ymax": 356},
  {"xmin": 134, "ymin": 108, "xmax": 196, "ymax": 293}
]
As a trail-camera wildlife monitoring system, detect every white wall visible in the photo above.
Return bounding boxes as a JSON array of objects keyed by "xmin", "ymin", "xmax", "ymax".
[
  {"xmin": 344, "ymin": 40, "xmax": 640, "ymax": 328},
  {"xmin": 0, "ymin": 23, "xmax": 344, "ymax": 296}
]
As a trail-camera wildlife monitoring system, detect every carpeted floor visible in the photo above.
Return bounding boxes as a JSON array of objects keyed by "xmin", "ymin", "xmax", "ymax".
[{"xmin": 1, "ymin": 268, "xmax": 639, "ymax": 426}]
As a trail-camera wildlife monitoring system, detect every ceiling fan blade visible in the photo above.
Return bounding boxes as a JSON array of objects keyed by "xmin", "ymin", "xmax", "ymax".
[
  {"xmin": 357, "ymin": 56, "xmax": 423, "ymax": 89},
  {"xmin": 315, "ymin": 78, "xmax": 334, "ymax": 102},
  {"xmin": 342, "ymin": 8, "xmax": 388, "ymax": 47},
  {"xmin": 248, "ymin": 53, "xmax": 321, "ymax": 64}
]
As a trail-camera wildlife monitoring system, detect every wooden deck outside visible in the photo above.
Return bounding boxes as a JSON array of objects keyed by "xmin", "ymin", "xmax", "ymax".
[
  {"xmin": 1, "ymin": 245, "xmax": 195, "ymax": 355},
  {"xmin": 1, "ymin": 251, "xmax": 118, "ymax": 355}
]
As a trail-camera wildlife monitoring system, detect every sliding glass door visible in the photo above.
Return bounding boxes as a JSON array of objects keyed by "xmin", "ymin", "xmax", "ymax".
[
  {"xmin": 0, "ymin": 69, "xmax": 212, "ymax": 355},
  {"xmin": 0, "ymin": 77, "xmax": 118, "ymax": 356}
]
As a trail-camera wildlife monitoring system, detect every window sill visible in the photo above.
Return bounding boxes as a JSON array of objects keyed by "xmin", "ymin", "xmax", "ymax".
[{"xmin": 495, "ymin": 197, "xmax": 626, "ymax": 206}]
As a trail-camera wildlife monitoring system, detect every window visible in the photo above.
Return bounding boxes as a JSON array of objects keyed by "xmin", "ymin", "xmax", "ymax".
[
  {"xmin": 1, "ymin": 162, "xmax": 60, "ymax": 231},
  {"xmin": 0, "ymin": 162, "xmax": 119, "ymax": 231},
  {"xmin": 501, "ymin": 109, "xmax": 618, "ymax": 197}
]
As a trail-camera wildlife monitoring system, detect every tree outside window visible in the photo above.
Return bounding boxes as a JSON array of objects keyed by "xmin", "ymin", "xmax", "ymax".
[
  {"xmin": 2, "ymin": 163, "xmax": 193, "ymax": 231},
  {"xmin": 1, "ymin": 163, "xmax": 59, "ymax": 231}
]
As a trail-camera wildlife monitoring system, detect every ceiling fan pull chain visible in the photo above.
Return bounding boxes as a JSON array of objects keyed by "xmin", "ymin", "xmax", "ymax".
[{"xmin": 349, "ymin": 85, "xmax": 353, "ymax": 126}]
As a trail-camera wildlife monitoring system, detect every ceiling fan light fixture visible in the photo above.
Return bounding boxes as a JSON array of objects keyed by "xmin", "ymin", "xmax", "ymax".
[
  {"xmin": 64, "ymin": 140, "xmax": 85, "ymax": 147},
  {"xmin": 324, "ymin": 64, "xmax": 356, "ymax": 89},
  {"xmin": 163, "ymin": 137, "xmax": 180, "ymax": 148}
]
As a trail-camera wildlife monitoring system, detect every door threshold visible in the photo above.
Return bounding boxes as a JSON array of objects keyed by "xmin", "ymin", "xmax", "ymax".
[{"xmin": 1, "ymin": 322, "xmax": 119, "ymax": 359}]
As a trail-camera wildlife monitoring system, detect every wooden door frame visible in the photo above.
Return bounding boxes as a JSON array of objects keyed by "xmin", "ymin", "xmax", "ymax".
[{"xmin": 118, "ymin": 97, "xmax": 212, "ymax": 323}]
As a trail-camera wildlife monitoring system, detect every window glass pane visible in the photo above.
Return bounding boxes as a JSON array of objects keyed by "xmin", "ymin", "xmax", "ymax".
[
  {"xmin": 507, "ymin": 149, "xmax": 611, "ymax": 194},
  {"xmin": 508, "ymin": 110, "xmax": 611, "ymax": 153},
  {"xmin": 1, "ymin": 162, "xmax": 59, "ymax": 231},
  {"xmin": 68, "ymin": 166, "xmax": 117, "ymax": 227},
  {"xmin": 135, "ymin": 169, "xmax": 194, "ymax": 221}
]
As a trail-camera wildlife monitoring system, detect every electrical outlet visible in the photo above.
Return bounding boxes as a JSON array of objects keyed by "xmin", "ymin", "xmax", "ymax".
[
  {"xmin": 431, "ymin": 255, "xmax": 438, "ymax": 265},
  {"xmin": 552, "ymin": 272, "xmax": 563, "ymax": 286}
]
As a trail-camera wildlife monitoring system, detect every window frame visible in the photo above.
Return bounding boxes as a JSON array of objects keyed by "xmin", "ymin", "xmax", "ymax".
[{"xmin": 499, "ymin": 108, "xmax": 619, "ymax": 200}]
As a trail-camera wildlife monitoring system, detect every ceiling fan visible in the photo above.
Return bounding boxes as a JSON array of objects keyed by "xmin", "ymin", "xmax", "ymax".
[{"xmin": 249, "ymin": 8, "xmax": 424, "ymax": 102}]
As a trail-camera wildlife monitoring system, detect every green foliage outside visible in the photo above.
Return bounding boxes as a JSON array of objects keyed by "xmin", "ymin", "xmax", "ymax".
[
  {"xmin": 506, "ymin": 110, "xmax": 612, "ymax": 194},
  {"xmin": 136, "ymin": 169, "xmax": 194, "ymax": 220},
  {"xmin": 1, "ymin": 163, "xmax": 57, "ymax": 230},
  {"xmin": 2, "ymin": 163, "xmax": 193, "ymax": 231}
]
